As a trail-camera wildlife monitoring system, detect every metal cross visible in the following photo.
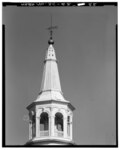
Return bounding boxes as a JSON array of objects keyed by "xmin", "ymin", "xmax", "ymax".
[{"xmin": 47, "ymin": 15, "xmax": 58, "ymax": 39}]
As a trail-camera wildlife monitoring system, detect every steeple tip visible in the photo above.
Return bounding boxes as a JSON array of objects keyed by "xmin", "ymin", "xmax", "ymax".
[{"xmin": 47, "ymin": 15, "xmax": 57, "ymax": 45}]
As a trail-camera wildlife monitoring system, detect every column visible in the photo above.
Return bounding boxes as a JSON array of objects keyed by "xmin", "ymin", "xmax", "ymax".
[
  {"xmin": 36, "ymin": 116, "xmax": 40, "ymax": 138},
  {"xmin": 51, "ymin": 115, "xmax": 55, "ymax": 137},
  {"xmin": 64, "ymin": 116, "xmax": 67, "ymax": 138},
  {"xmin": 70, "ymin": 116, "xmax": 73, "ymax": 140},
  {"xmin": 29, "ymin": 121, "xmax": 32, "ymax": 140},
  {"xmin": 49, "ymin": 116, "xmax": 51, "ymax": 136}
]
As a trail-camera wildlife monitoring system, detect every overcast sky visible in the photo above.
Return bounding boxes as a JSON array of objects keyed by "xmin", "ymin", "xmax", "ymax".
[{"xmin": 3, "ymin": 4, "xmax": 117, "ymax": 145}]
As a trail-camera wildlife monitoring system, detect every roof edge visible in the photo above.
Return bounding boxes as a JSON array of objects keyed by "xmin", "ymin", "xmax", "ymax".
[
  {"xmin": 25, "ymin": 138, "xmax": 76, "ymax": 146},
  {"xmin": 26, "ymin": 100, "xmax": 75, "ymax": 111}
]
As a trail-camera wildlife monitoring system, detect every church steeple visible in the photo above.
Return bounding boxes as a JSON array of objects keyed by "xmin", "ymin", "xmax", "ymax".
[
  {"xmin": 26, "ymin": 18, "xmax": 75, "ymax": 145},
  {"xmin": 37, "ymin": 41, "xmax": 68, "ymax": 102},
  {"xmin": 36, "ymin": 17, "xmax": 67, "ymax": 103}
]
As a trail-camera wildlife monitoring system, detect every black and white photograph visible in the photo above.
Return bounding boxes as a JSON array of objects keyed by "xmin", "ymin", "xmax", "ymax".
[{"xmin": 2, "ymin": 2, "xmax": 117, "ymax": 147}]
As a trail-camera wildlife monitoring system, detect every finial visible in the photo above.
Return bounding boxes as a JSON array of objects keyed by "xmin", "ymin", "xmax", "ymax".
[{"xmin": 47, "ymin": 15, "xmax": 58, "ymax": 44}]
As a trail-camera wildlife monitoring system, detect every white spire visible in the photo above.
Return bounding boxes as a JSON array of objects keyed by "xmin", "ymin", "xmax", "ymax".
[
  {"xmin": 26, "ymin": 18, "xmax": 75, "ymax": 145},
  {"xmin": 36, "ymin": 43, "xmax": 69, "ymax": 102},
  {"xmin": 41, "ymin": 44, "xmax": 61, "ymax": 92}
]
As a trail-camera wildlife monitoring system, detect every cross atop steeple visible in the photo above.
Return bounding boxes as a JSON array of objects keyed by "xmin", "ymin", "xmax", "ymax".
[{"xmin": 47, "ymin": 15, "xmax": 58, "ymax": 44}]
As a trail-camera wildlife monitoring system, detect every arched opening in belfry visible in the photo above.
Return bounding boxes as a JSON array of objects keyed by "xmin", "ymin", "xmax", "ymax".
[
  {"xmin": 55, "ymin": 112, "xmax": 63, "ymax": 131},
  {"xmin": 40, "ymin": 112, "xmax": 49, "ymax": 131}
]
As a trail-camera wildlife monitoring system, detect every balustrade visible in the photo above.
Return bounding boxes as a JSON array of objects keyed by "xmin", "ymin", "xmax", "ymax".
[
  {"xmin": 54, "ymin": 130, "xmax": 64, "ymax": 137},
  {"xmin": 40, "ymin": 130, "xmax": 49, "ymax": 136}
]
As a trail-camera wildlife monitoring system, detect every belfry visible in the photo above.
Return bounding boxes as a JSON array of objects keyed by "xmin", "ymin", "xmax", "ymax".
[{"xmin": 25, "ymin": 19, "xmax": 75, "ymax": 145}]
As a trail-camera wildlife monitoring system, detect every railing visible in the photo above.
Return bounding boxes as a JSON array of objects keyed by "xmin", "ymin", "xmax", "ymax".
[
  {"xmin": 40, "ymin": 130, "xmax": 49, "ymax": 137},
  {"xmin": 54, "ymin": 130, "xmax": 63, "ymax": 137},
  {"xmin": 40, "ymin": 130, "xmax": 64, "ymax": 137}
]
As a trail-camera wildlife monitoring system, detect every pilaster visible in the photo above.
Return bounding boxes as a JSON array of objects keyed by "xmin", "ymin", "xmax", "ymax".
[
  {"xmin": 36, "ymin": 117, "xmax": 40, "ymax": 137},
  {"xmin": 29, "ymin": 121, "xmax": 32, "ymax": 140},
  {"xmin": 64, "ymin": 116, "xmax": 67, "ymax": 138},
  {"xmin": 51, "ymin": 115, "xmax": 55, "ymax": 136},
  {"xmin": 70, "ymin": 116, "xmax": 73, "ymax": 140},
  {"xmin": 49, "ymin": 116, "xmax": 51, "ymax": 136}
]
